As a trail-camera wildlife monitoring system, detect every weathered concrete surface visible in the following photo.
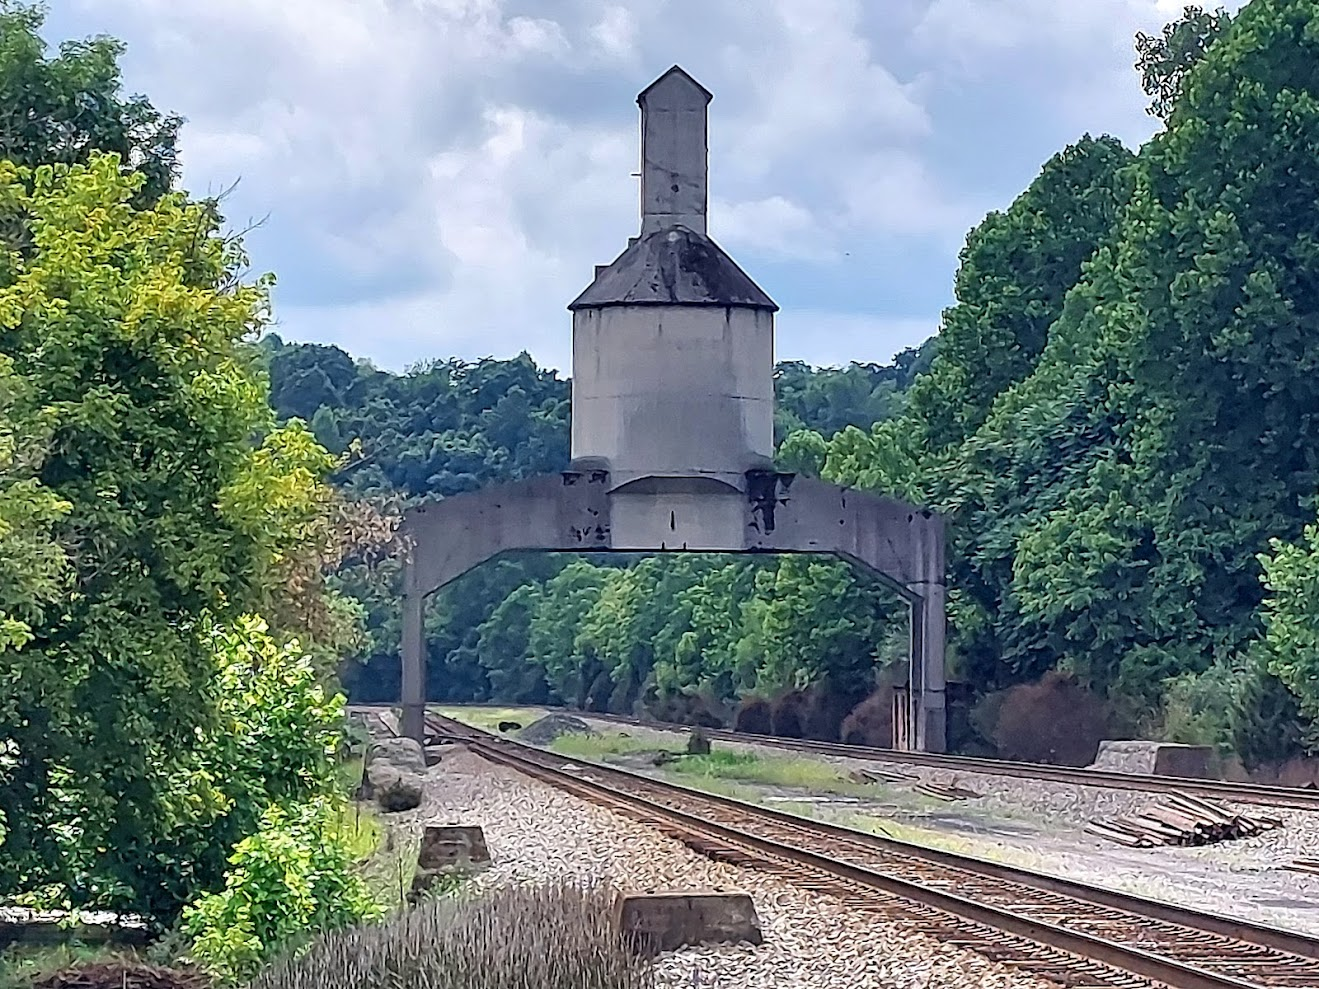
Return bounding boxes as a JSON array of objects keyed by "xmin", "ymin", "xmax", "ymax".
[
  {"xmin": 417, "ymin": 825, "xmax": 491, "ymax": 871},
  {"xmin": 399, "ymin": 472, "xmax": 948, "ymax": 751},
  {"xmin": 399, "ymin": 472, "xmax": 610, "ymax": 740},
  {"xmin": 1090, "ymin": 740, "xmax": 1218, "ymax": 779},
  {"xmin": 410, "ymin": 825, "xmax": 492, "ymax": 903},
  {"xmin": 569, "ymin": 304, "xmax": 775, "ymax": 493},
  {"xmin": 638, "ymin": 66, "xmax": 712, "ymax": 236},
  {"xmin": 365, "ymin": 763, "xmax": 424, "ymax": 812},
  {"xmin": 395, "ymin": 65, "xmax": 949, "ymax": 754},
  {"xmin": 367, "ymin": 737, "xmax": 426, "ymax": 775},
  {"xmin": 746, "ymin": 473, "xmax": 947, "ymax": 753},
  {"xmin": 614, "ymin": 890, "xmax": 763, "ymax": 953}
]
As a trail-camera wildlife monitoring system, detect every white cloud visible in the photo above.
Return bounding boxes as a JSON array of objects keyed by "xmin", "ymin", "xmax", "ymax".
[
  {"xmin": 54, "ymin": 0, "xmax": 1217, "ymax": 370},
  {"xmin": 711, "ymin": 195, "xmax": 838, "ymax": 262},
  {"xmin": 589, "ymin": 6, "xmax": 638, "ymax": 60},
  {"xmin": 776, "ymin": 312, "xmax": 937, "ymax": 369}
]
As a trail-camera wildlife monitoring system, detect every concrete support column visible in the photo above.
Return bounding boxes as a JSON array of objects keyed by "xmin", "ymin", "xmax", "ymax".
[
  {"xmin": 400, "ymin": 555, "xmax": 426, "ymax": 744},
  {"xmin": 905, "ymin": 513, "xmax": 947, "ymax": 753},
  {"xmin": 909, "ymin": 581, "xmax": 947, "ymax": 753}
]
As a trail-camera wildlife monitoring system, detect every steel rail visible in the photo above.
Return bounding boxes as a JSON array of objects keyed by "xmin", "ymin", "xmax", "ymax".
[
  {"xmin": 466, "ymin": 704, "xmax": 1319, "ymax": 812},
  {"xmin": 428, "ymin": 714, "xmax": 1319, "ymax": 989}
]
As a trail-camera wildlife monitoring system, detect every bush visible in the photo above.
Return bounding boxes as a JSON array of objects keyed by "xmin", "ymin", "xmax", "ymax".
[
  {"xmin": 990, "ymin": 671, "xmax": 1111, "ymax": 766},
  {"xmin": 641, "ymin": 687, "xmax": 727, "ymax": 728},
  {"xmin": 767, "ymin": 684, "xmax": 858, "ymax": 741},
  {"xmin": 1161, "ymin": 664, "xmax": 1240, "ymax": 751},
  {"xmin": 183, "ymin": 798, "xmax": 382, "ymax": 983},
  {"xmin": 249, "ymin": 882, "xmax": 650, "ymax": 989},
  {"xmin": 769, "ymin": 690, "xmax": 806, "ymax": 738},
  {"xmin": 1231, "ymin": 654, "xmax": 1308, "ymax": 769},
  {"xmin": 840, "ymin": 689, "xmax": 893, "ymax": 747},
  {"xmin": 733, "ymin": 696, "xmax": 772, "ymax": 734},
  {"xmin": 132, "ymin": 615, "xmax": 353, "ymax": 924}
]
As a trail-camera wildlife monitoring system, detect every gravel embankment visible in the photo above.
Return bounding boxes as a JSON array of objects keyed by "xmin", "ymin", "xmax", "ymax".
[
  {"xmin": 561, "ymin": 719, "xmax": 1319, "ymax": 934},
  {"xmin": 585, "ymin": 718, "xmax": 1319, "ymax": 838},
  {"xmin": 407, "ymin": 748, "xmax": 1059, "ymax": 989}
]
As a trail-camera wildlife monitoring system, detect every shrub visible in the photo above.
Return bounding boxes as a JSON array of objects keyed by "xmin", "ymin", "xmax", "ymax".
[
  {"xmin": 799, "ymin": 681, "xmax": 866, "ymax": 741},
  {"xmin": 990, "ymin": 671, "xmax": 1111, "ymax": 766},
  {"xmin": 1230, "ymin": 653, "xmax": 1308, "ymax": 769},
  {"xmin": 134, "ymin": 615, "xmax": 352, "ymax": 924},
  {"xmin": 840, "ymin": 689, "xmax": 893, "ymax": 747},
  {"xmin": 642, "ymin": 687, "xmax": 727, "ymax": 728},
  {"xmin": 768, "ymin": 690, "xmax": 806, "ymax": 738},
  {"xmin": 733, "ymin": 696, "xmax": 772, "ymax": 734},
  {"xmin": 1161, "ymin": 664, "xmax": 1240, "ymax": 751},
  {"xmin": 249, "ymin": 882, "xmax": 650, "ymax": 989},
  {"xmin": 183, "ymin": 798, "xmax": 382, "ymax": 983}
]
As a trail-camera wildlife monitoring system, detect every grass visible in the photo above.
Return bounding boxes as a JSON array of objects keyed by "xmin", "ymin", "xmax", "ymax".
[
  {"xmin": 667, "ymin": 748, "xmax": 875, "ymax": 796},
  {"xmin": 547, "ymin": 731, "xmax": 885, "ymax": 800},
  {"xmin": 434, "ymin": 706, "xmax": 544, "ymax": 732},
  {"xmin": 547, "ymin": 732, "xmax": 657, "ymax": 759},
  {"xmin": 0, "ymin": 944, "xmax": 121, "ymax": 989}
]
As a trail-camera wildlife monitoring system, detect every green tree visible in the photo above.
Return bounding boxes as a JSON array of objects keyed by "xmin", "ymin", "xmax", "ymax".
[
  {"xmin": 0, "ymin": 354, "xmax": 68, "ymax": 653},
  {"xmin": 477, "ymin": 582, "xmax": 551, "ymax": 703},
  {"xmin": 527, "ymin": 561, "xmax": 614, "ymax": 707},
  {"xmin": 0, "ymin": 2, "xmax": 180, "ymax": 203},
  {"xmin": 821, "ymin": 0, "xmax": 1319, "ymax": 758},
  {"xmin": 1252, "ymin": 518, "xmax": 1319, "ymax": 736},
  {"xmin": 0, "ymin": 155, "xmax": 340, "ymax": 920},
  {"xmin": 1135, "ymin": 5, "xmax": 1233, "ymax": 121}
]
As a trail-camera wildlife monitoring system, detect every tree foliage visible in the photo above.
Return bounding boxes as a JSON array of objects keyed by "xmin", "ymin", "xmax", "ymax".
[
  {"xmin": 262, "ymin": 333, "xmax": 927, "ymax": 710},
  {"xmin": 822, "ymin": 0, "xmax": 1319, "ymax": 757},
  {"xmin": 1135, "ymin": 5, "xmax": 1233, "ymax": 121},
  {"xmin": 0, "ymin": 2, "xmax": 181, "ymax": 203},
  {"xmin": 0, "ymin": 152, "xmax": 362, "ymax": 921},
  {"xmin": 1253, "ymin": 518, "xmax": 1319, "ymax": 737}
]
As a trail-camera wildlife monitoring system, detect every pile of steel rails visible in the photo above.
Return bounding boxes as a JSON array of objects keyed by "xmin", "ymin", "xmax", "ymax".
[{"xmin": 1087, "ymin": 794, "xmax": 1283, "ymax": 847}]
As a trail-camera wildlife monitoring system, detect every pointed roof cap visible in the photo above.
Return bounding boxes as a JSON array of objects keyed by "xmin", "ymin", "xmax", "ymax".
[
  {"xmin": 569, "ymin": 225, "xmax": 777, "ymax": 311},
  {"xmin": 637, "ymin": 65, "xmax": 712, "ymax": 106}
]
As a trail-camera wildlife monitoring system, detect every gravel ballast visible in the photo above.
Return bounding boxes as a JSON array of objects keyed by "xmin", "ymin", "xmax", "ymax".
[
  {"xmin": 412, "ymin": 749, "xmax": 1058, "ymax": 989},
  {"xmin": 567, "ymin": 718, "xmax": 1319, "ymax": 934}
]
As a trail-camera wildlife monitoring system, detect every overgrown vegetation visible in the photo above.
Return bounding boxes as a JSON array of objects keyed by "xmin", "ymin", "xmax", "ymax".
[
  {"xmin": 298, "ymin": 2, "xmax": 1319, "ymax": 771},
  {"xmin": 0, "ymin": 4, "xmax": 395, "ymax": 978},
  {"xmin": 7, "ymin": 0, "xmax": 1319, "ymax": 982},
  {"xmin": 820, "ymin": 0, "xmax": 1319, "ymax": 764},
  {"xmin": 249, "ymin": 883, "xmax": 652, "ymax": 989},
  {"xmin": 183, "ymin": 799, "xmax": 383, "ymax": 982},
  {"xmin": 546, "ymin": 732, "xmax": 872, "ymax": 796}
]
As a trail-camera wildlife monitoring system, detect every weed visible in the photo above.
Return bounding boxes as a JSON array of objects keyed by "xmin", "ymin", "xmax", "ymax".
[{"xmin": 250, "ymin": 882, "xmax": 650, "ymax": 989}]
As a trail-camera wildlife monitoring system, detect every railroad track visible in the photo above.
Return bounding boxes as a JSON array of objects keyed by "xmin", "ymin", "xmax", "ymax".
[
  {"xmin": 407, "ymin": 703, "xmax": 1319, "ymax": 812},
  {"xmin": 423, "ymin": 713, "xmax": 1319, "ymax": 989}
]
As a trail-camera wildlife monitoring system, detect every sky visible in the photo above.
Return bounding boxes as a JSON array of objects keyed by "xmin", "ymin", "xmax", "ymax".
[{"xmin": 45, "ymin": 0, "xmax": 1240, "ymax": 374}]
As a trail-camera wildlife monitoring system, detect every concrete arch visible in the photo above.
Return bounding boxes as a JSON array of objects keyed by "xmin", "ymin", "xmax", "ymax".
[{"xmin": 398, "ymin": 470, "xmax": 946, "ymax": 751}]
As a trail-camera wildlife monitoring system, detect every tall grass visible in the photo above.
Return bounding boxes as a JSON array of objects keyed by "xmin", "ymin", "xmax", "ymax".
[{"xmin": 250, "ymin": 883, "xmax": 651, "ymax": 989}]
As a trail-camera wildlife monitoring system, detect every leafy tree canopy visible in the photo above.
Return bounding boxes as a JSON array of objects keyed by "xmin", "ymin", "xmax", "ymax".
[{"xmin": 0, "ymin": 2, "xmax": 181, "ymax": 203}]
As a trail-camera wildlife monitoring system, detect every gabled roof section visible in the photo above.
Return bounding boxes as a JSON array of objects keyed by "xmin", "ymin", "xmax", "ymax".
[
  {"xmin": 637, "ymin": 65, "xmax": 712, "ymax": 107},
  {"xmin": 569, "ymin": 226, "xmax": 778, "ymax": 312}
]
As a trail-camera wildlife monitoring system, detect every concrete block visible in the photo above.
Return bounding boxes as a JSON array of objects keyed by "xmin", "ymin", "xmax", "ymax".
[
  {"xmin": 367, "ymin": 736, "xmax": 426, "ymax": 775},
  {"xmin": 614, "ymin": 891, "xmax": 762, "ymax": 953},
  {"xmin": 1090, "ymin": 740, "xmax": 1218, "ymax": 779},
  {"xmin": 367, "ymin": 764, "xmax": 423, "ymax": 813},
  {"xmin": 417, "ymin": 825, "xmax": 491, "ymax": 872}
]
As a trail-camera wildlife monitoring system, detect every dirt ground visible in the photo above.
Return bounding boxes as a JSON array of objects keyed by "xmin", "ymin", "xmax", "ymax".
[{"xmin": 545, "ymin": 715, "xmax": 1319, "ymax": 937}]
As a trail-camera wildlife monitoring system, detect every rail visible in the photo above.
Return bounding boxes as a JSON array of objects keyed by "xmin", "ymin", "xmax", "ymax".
[
  {"xmin": 424, "ymin": 713, "xmax": 1319, "ymax": 989},
  {"xmin": 409, "ymin": 703, "xmax": 1319, "ymax": 812}
]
